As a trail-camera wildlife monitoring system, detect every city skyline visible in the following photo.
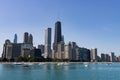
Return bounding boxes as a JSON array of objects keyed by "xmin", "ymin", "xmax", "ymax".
[
  {"xmin": 0, "ymin": 0, "xmax": 120, "ymax": 56},
  {"xmin": 1, "ymin": 21, "xmax": 119, "ymax": 62}
]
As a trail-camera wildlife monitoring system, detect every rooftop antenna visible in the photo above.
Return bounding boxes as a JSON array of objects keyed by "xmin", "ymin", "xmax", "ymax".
[{"xmin": 57, "ymin": 12, "xmax": 61, "ymax": 21}]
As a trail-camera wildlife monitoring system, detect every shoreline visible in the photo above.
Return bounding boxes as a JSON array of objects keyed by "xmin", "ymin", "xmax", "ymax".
[{"xmin": 0, "ymin": 62, "xmax": 115, "ymax": 64}]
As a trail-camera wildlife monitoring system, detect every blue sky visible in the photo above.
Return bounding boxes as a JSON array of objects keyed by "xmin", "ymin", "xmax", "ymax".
[{"xmin": 0, "ymin": 0, "xmax": 120, "ymax": 56}]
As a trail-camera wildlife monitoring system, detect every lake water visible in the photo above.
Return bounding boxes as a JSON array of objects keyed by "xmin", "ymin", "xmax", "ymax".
[{"xmin": 0, "ymin": 63, "xmax": 120, "ymax": 80}]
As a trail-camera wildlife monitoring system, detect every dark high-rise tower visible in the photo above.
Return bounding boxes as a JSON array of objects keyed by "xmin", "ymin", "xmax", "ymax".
[
  {"xmin": 14, "ymin": 34, "xmax": 17, "ymax": 43},
  {"xmin": 24, "ymin": 32, "xmax": 29, "ymax": 43},
  {"xmin": 28, "ymin": 34, "xmax": 33, "ymax": 44},
  {"xmin": 54, "ymin": 21, "xmax": 62, "ymax": 43},
  {"xmin": 53, "ymin": 21, "xmax": 62, "ymax": 52}
]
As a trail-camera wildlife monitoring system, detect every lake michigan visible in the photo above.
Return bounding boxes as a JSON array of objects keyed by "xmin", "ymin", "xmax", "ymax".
[{"xmin": 0, "ymin": 63, "xmax": 120, "ymax": 80}]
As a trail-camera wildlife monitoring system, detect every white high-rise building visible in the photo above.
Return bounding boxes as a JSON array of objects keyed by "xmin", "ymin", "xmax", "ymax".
[
  {"xmin": 90, "ymin": 48, "xmax": 98, "ymax": 62},
  {"xmin": 64, "ymin": 43, "xmax": 72, "ymax": 60},
  {"xmin": 44, "ymin": 28, "xmax": 51, "ymax": 58},
  {"xmin": 57, "ymin": 42, "xmax": 64, "ymax": 59}
]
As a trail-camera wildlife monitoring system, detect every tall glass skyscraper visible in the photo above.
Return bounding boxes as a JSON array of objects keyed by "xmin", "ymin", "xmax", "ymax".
[
  {"xmin": 110, "ymin": 52, "xmax": 115, "ymax": 62},
  {"xmin": 53, "ymin": 21, "xmax": 62, "ymax": 52},
  {"xmin": 14, "ymin": 34, "xmax": 17, "ymax": 43},
  {"xmin": 54, "ymin": 21, "xmax": 62, "ymax": 43}
]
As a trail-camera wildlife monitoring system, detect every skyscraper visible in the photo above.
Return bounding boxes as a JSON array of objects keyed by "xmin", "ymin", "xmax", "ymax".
[
  {"xmin": 57, "ymin": 42, "xmax": 64, "ymax": 59},
  {"xmin": 106, "ymin": 54, "xmax": 110, "ymax": 62},
  {"xmin": 64, "ymin": 43, "xmax": 72, "ymax": 60},
  {"xmin": 53, "ymin": 21, "xmax": 62, "ymax": 52},
  {"xmin": 28, "ymin": 34, "xmax": 33, "ymax": 44},
  {"xmin": 13, "ymin": 34, "xmax": 17, "ymax": 43},
  {"xmin": 2, "ymin": 39, "xmax": 21, "ymax": 61},
  {"xmin": 101, "ymin": 53, "xmax": 106, "ymax": 62},
  {"xmin": 79, "ymin": 48, "xmax": 90, "ymax": 62},
  {"xmin": 69, "ymin": 41, "xmax": 78, "ymax": 60},
  {"xmin": 38, "ymin": 44, "xmax": 44, "ymax": 54},
  {"xmin": 24, "ymin": 32, "xmax": 29, "ymax": 43},
  {"xmin": 110, "ymin": 52, "xmax": 115, "ymax": 62},
  {"xmin": 44, "ymin": 28, "xmax": 51, "ymax": 58},
  {"xmin": 2, "ymin": 39, "xmax": 11, "ymax": 59},
  {"xmin": 90, "ymin": 48, "xmax": 98, "ymax": 62}
]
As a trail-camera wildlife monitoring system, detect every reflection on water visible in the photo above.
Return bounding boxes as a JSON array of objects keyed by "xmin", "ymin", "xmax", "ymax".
[{"xmin": 0, "ymin": 63, "xmax": 120, "ymax": 80}]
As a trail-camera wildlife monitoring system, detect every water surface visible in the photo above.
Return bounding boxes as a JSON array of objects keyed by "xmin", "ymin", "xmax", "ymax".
[{"xmin": 0, "ymin": 63, "xmax": 120, "ymax": 80}]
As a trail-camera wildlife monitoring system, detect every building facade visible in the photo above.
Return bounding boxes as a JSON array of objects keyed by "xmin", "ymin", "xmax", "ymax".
[
  {"xmin": 28, "ymin": 34, "xmax": 33, "ymax": 44},
  {"xmin": 2, "ymin": 39, "xmax": 22, "ymax": 61},
  {"xmin": 53, "ymin": 21, "xmax": 62, "ymax": 53},
  {"xmin": 13, "ymin": 34, "xmax": 17, "ymax": 43},
  {"xmin": 24, "ymin": 32, "xmax": 29, "ymax": 43},
  {"xmin": 44, "ymin": 28, "xmax": 51, "ymax": 58},
  {"xmin": 90, "ymin": 48, "xmax": 98, "ymax": 62},
  {"xmin": 110, "ymin": 52, "xmax": 115, "ymax": 62},
  {"xmin": 101, "ymin": 53, "xmax": 106, "ymax": 62},
  {"xmin": 79, "ymin": 48, "xmax": 90, "ymax": 62},
  {"xmin": 21, "ymin": 43, "xmax": 33, "ymax": 57},
  {"xmin": 38, "ymin": 44, "xmax": 44, "ymax": 54},
  {"xmin": 64, "ymin": 43, "xmax": 72, "ymax": 60}
]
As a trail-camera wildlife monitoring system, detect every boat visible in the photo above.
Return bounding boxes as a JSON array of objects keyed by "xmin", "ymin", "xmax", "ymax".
[
  {"xmin": 57, "ymin": 62, "xmax": 64, "ymax": 66},
  {"xmin": 13, "ymin": 62, "xmax": 22, "ymax": 65},
  {"xmin": 23, "ymin": 62, "xmax": 33, "ymax": 65},
  {"xmin": 83, "ymin": 62, "xmax": 89, "ymax": 68},
  {"xmin": 84, "ymin": 64, "xmax": 88, "ymax": 67}
]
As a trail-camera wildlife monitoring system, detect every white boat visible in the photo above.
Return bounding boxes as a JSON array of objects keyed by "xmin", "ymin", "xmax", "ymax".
[
  {"xmin": 83, "ymin": 62, "xmax": 89, "ymax": 67},
  {"xmin": 57, "ymin": 62, "xmax": 64, "ymax": 66},
  {"xmin": 22, "ymin": 62, "xmax": 34, "ymax": 67},
  {"xmin": 84, "ymin": 64, "xmax": 88, "ymax": 67},
  {"xmin": 13, "ymin": 62, "xmax": 22, "ymax": 65}
]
